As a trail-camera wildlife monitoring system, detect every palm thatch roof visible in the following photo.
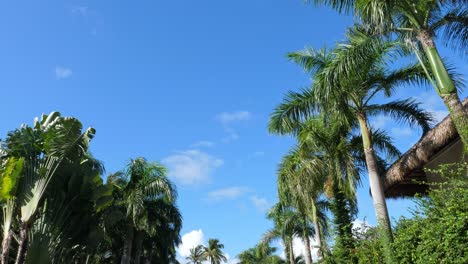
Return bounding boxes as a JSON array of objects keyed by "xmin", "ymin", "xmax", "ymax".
[{"xmin": 384, "ymin": 97, "xmax": 468, "ymax": 198}]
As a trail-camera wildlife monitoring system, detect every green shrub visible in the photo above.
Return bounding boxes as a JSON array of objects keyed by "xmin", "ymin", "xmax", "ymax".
[{"xmin": 392, "ymin": 163, "xmax": 468, "ymax": 264}]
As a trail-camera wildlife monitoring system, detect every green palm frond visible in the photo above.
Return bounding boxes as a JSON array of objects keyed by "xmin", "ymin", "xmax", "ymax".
[
  {"xmin": 365, "ymin": 99, "xmax": 434, "ymax": 134},
  {"xmin": 268, "ymin": 88, "xmax": 316, "ymax": 135},
  {"xmin": 430, "ymin": 2, "xmax": 468, "ymax": 56}
]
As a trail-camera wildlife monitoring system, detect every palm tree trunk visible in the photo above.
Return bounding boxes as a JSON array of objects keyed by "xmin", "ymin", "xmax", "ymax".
[
  {"xmin": 283, "ymin": 237, "xmax": 291, "ymax": 264},
  {"xmin": 121, "ymin": 224, "xmax": 134, "ymax": 264},
  {"xmin": 303, "ymin": 234, "xmax": 312, "ymax": 264},
  {"xmin": 1, "ymin": 230, "xmax": 12, "ymax": 264},
  {"xmin": 289, "ymin": 240, "xmax": 295, "ymax": 264},
  {"xmin": 417, "ymin": 30, "xmax": 468, "ymax": 154},
  {"xmin": 312, "ymin": 207, "xmax": 322, "ymax": 260},
  {"xmin": 133, "ymin": 231, "xmax": 144, "ymax": 264},
  {"xmin": 14, "ymin": 223, "xmax": 28, "ymax": 264},
  {"xmin": 357, "ymin": 113, "xmax": 393, "ymax": 263}
]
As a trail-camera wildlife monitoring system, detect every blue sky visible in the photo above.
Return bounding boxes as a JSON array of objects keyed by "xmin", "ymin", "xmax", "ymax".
[{"xmin": 0, "ymin": 0, "xmax": 466, "ymax": 262}]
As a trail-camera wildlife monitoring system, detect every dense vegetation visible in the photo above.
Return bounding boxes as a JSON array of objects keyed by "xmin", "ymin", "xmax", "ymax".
[
  {"xmin": 237, "ymin": 1, "xmax": 467, "ymax": 264},
  {"xmin": 0, "ymin": 113, "xmax": 184, "ymax": 263}
]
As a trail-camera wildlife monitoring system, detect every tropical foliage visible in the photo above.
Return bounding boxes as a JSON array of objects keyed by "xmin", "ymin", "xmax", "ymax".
[{"xmin": 0, "ymin": 113, "xmax": 182, "ymax": 264}]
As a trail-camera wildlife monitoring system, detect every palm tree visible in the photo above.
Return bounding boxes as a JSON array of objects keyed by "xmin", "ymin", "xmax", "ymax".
[
  {"xmin": 186, "ymin": 245, "xmax": 205, "ymax": 264},
  {"xmin": 202, "ymin": 239, "xmax": 227, "ymax": 264},
  {"xmin": 270, "ymin": 28, "xmax": 433, "ymax": 262},
  {"xmin": 237, "ymin": 243, "xmax": 285, "ymax": 264},
  {"xmin": 107, "ymin": 158, "xmax": 177, "ymax": 264},
  {"xmin": 308, "ymin": 0, "xmax": 468, "ymax": 153},
  {"xmin": 263, "ymin": 203, "xmax": 302, "ymax": 264},
  {"xmin": 277, "ymin": 150, "xmax": 330, "ymax": 262}
]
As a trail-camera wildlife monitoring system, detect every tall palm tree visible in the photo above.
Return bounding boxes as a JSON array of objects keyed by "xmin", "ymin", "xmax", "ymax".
[
  {"xmin": 186, "ymin": 245, "xmax": 205, "ymax": 264},
  {"xmin": 108, "ymin": 158, "xmax": 177, "ymax": 264},
  {"xmin": 263, "ymin": 203, "xmax": 303, "ymax": 264},
  {"xmin": 202, "ymin": 239, "xmax": 227, "ymax": 264},
  {"xmin": 277, "ymin": 154, "xmax": 329, "ymax": 263},
  {"xmin": 270, "ymin": 28, "xmax": 433, "ymax": 262},
  {"xmin": 308, "ymin": 0, "xmax": 468, "ymax": 153}
]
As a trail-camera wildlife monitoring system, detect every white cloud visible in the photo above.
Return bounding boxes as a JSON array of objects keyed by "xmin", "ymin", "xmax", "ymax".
[
  {"xmin": 221, "ymin": 128, "xmax": 240, "ymax": 143},
  {"xmin": 191, "ymin": 141, "xmax": 215, "ymax": 148},
  {"xmin": 414, "ymin": 92, "xmax": 449, "ymax": 123},
  {"xmin": 177, "ymin": 229, "xmax": 205, "ymax": 258},
  {"xmin": 370, "ymin": 115, "xmax": 389, "ymax": 130},
  {"xmin": 71, "ymin": 6, "xmax": 88, "ymax": 17},
  {"xmin": 352, "ymin": 219, "xmax": 373, "ymax": 238},
  {"xmin": 177, "ymin": 230, "xmax": 235, "ymax": 264},
  {"xmin": 206, "ymin": 186, "xmax": 250, "ymax": 201},
  {"xmin": 162, "ymin": 150, "xmax": 223, "ymax": 185},
  {"xmin": 216, "ymin": 111, "xmax": 251, "ymax": 125},
  {"xmin": 55, "ymin": 66, "xmax": 72, "ymax": 79},
  {"xmin": 391, "ymin": 127, "xmax": 413, "ymax": 137},
  {"xmin": 279, "ymin": 237, "xmax": 320, "ymax": 262},
  {"xmin": 215, "ymin": 111, "xmax": 251, "ymax": 143},
  {"xmin": 250, "ymin": 195, "xmax": 269, "ymax": 212}
]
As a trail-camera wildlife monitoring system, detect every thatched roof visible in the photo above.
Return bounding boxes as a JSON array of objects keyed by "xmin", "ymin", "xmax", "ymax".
[{"xmin": 384, "ymin": 97, "xmax": 468, "ymax": 198}]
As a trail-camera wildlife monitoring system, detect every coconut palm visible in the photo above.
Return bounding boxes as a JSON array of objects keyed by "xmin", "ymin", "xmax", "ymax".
[
  {"xmin": 107, "ymin": 158, "xmax": 177, "ymax": 264},
  {"xmin": 186, "ymin": 245, "xmax": 205, "ymax": 264},
  {"xmin": 270, "ymin": 28, "xmax": 433, "ymax": 261},
  {"xmin": 202, "ymin": 239, "xmax": 227, "ymax": 264},
  {"xmin": 308, "ymin": 0, "xmax": 468, "ymax": 153}
]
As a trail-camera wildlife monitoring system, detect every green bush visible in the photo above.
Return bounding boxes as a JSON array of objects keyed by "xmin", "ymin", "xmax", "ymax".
[{"xmin": 392, "ymin": 163, "xmax": 468, "ymax": 264}]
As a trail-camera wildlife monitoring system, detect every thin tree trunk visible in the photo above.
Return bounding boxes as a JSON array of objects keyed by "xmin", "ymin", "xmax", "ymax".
[
  {"xmin": 133, "ymin": 231, "xmax": 144, "ymax": 264},
  {"xmin": 303, "ymin": 234, "xmax": 312, "ymax": 264},
  {"xmin": 121, "ymin": 225, "xmax": 134, "ymax": 264},
  {"xmin": 283, "ymin": 238, "xmax": 291, "ymax": 264},
  {"xmin": 357, "ymin": 113, "xmax": 393, "ymax": 263},
  {"xmin": 312, "ymin": 211, "xmax": 322, "ymax": 260},
  {"xmin": 1, "ymin": 230, "xmax": 12, "ymax": 264},
  {"xmin": 418, "ymin": 30, "xmax": 468, "ymax": 154},
  {"xmin": 14, "ymin": 223, "xmax": 28, "ymax": 264},
  {"xmin": 289, "ymin": 240, "xmax": 295, "ymax": 264}
]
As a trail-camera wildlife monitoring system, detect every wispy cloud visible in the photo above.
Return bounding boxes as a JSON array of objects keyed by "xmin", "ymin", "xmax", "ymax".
[
  {"xmin": 391, "ymin": 127, "xmax": 413, "ymax": 137},
  {"xmin": 414, "ymin": 92, "xmax": 449, "ymax": 123},
  {"xmin": 206, "ymin": 186, "xmax": 250, "ymax": 201},
  {"xmin": 216, "ymin": 111, "xmax": 251, "ymax": 143},
  {"xmin": 250, "ymin": 195, "xmax": 269, "ymax": 212},
  {"xmin": 162, "ymin": 150, "xmax": 223, "ymax": 185},
  {"xmin": 216, "ymin": 111, "xmax": 251, "ymax": 125},
  {"xmin": 55, "ymin": 66, "xmax": 73, "ymax": 79}
]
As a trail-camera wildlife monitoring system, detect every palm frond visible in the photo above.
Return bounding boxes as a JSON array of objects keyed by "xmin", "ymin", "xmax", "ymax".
[{"xmin": 365, "ymin": 98, "xmax": 434, "ymax": 134}]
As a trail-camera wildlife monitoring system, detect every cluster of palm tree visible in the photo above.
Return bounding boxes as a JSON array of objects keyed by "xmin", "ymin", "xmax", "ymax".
[
  {"xmin": 260, "ymin": 1, "xmax": 466, "ymax": 263},
  {"xmin": 0, "ymin": 112, "xmax": 182, "ymax": 264},
  {"xmin": 185, "ymin": 239, "xmax": 227, "ymax": 264}
]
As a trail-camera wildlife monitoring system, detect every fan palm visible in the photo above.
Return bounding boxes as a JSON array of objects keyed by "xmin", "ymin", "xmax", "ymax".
[
  {"xmin": 108, "ymin": 157, "xmax": 177, "ymax": 264},
  {"xmin": 270, "ymin": 28, "xmax": 433, "ymax": 262},
  {"xmin": 308, "ymin": 0, "xmax": 468, "ymax": 153},
  {"xmin": 186, "ymin": 245, "xmax": 205, "ymax": 264},
  {"xmin": 0, "ymin": 112, "xmax": 97, "ymax": 264},
  {"xmin": 202, "ymin": 239, "xmax": 227, "ymax": 264}
]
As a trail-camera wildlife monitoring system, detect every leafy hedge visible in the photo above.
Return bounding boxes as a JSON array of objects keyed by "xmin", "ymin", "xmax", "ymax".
[{"xmin": 392, "ymin": 163, "xmax": 468, "ymax": 264}]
